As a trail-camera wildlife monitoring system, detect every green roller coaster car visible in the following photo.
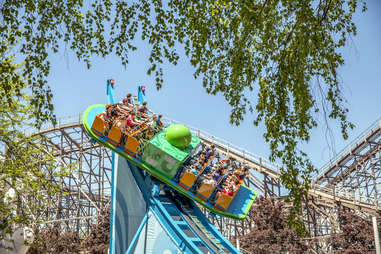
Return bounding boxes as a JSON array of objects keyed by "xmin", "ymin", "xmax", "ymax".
[{"xmin": 82, "ymin": 104, "xmax": 257, "ymax": 220}]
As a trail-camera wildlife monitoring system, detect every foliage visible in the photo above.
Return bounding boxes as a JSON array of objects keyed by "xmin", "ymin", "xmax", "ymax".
[
  {"xmin": 27, "ymin": 204, "xmax": 110, "ymax": 254},
  {"xmin": 329, "ymin": 206, "xmax": 376, "ymax": 253},
  {"xmin": 81, "ymin": 203, "xmax": 110, "ymax": 253},
  {"xmin": 0, "ymin": 0, "xmax": 366, "ymax": 232},
  {"xmin": 0, "ymin": 34, "xmax": 68, "ymax": 247},
  {"xmin": 26, "ymin": 226, "xmax": 81, "ymax": 254},
  {"xmin": 240, "ymin": 196, "xmax": 309, "ymax": 253}
]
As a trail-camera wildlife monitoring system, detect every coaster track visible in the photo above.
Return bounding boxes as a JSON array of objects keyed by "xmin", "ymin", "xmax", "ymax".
[
  {"xmin": 164, "ymin": 117, "xmax": 381, "ymax": 215},
  {"xmin": 313, "ymin": 117, "xmax": 381, "ymax": 215},
  {"xmin": 28, "ymin": 114, "xmax": 381, "ymax": 250}
]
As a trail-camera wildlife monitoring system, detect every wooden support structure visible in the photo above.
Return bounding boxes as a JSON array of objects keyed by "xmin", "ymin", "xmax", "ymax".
[{"xmin": 27, "ymin": 115, "xmax": 381, "ymax": 251}]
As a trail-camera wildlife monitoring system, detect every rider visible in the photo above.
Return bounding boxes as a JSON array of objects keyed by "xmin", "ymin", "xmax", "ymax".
[
  {"xmin": 118, "ymin": 93, "xmax": 134, "ymax": 112},
  {"xmin": 104, "ymin": 104, "xmax": 118, "ymax": 133},
  {"xmin": 156, "ymin": 114, "xmax": 163, "ymax": 127},
  {"xmin": 97, "ymin": 110, "xmax": 109, "ymax": 135},
  {"xmin": 125, "ymin": 93, "xmax": 133, "ymax": 105},
  {"xmin": 205, "ymin": 144, "xmax": 216, "ymax": 160},
  {"xmin": 189, "ymin": 165, "xmax": 198, "ymax": 175},
  {"xmin": 137, "ymin": 101, "xmax": 153, "ymax": 117},
  {"xmin": 216, "ymin": 157, "xmax": 231, "ymax": 175},
  {"xmin": 203, "ymin": 174, "xmax": 217, "ymax": 186},
  {"xmin": 125, "ymin": 111, "xmax": 142, "ymax": 132},
  {"xmin": 211, "ymin": 170, "xmax": 221, "ymax": 182}
]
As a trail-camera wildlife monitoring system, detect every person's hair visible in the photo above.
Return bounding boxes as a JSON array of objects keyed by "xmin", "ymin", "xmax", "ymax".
[
  {"xmin": 127, "ymin": 93, "xmax": 131, "ymax": 97},
  {"xmin": 143, "ymin": 101, "xmax": 147, "ymax": 105},
  {"xmin": 158, "ymin": 114, "xmax": 162, "ymax": 118}
]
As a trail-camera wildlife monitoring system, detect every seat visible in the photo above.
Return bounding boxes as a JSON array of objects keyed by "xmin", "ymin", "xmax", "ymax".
[
  {"xmin": 124, "ymin": 135, "xmax": 139, "ymax": 155},
  {"xmin": 214, "ymin": 193, "xmax": 235, "ymax": 211},
  {"xmin": 214, "ymin": 185, "xmax": 242, "ymax": 211},
  {"xmin": 196, "ymin": 182, "xmax": 215, "ymax": 201},
  {"xmin": 107, "ymin": 125, "xmax": 122, "ymax": 147},
  {"xmin": 91, "ymin": 115, "xmax": 106, "ymax": 136},
  {"xmin": 179, "ymin": 171, "xmax": 197, "ymax": 191}
]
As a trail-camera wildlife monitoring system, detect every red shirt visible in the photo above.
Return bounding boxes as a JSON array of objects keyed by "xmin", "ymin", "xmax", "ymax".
[
  {"xmin": 126, "ymin": 115, "xmax": 135, "ymax": 127},
  {"xmin": 222, "ymin": 188, "xmax": 234, "ymax": 196}
]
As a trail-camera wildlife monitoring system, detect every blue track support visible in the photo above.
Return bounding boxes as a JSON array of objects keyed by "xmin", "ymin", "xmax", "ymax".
[
  {"xmin": 125, "ymin": 160, "xmax": 199, "ymax": 253},
  {"xmin": 137, "ymin": 85, "xmax": 146, "ymax": 105},
  {"xmin": 191, "ymin": 201, "xmax": 240, "ymax": 253},
  {"xmin": 109, "ymin": 152, "xmax": 116, "ymax": 254},
  {"xmin": 149, "ymin": 201, "xmax": 201, "ymax": 254},
  {"xmin": 125, "ymin": 213, "xmax": 149, "ymax": 254},
  {"xmin": 107, "ymin": 79, "xmax": 117, "ymax": 254},
  {"xmin": 125, "ymin": 159, "xmax": 240, "ymax": 254},
  {"xmin": 125, "ymin": 160, "xmax": 151, "ymax": 202},
  {"xmin": 105, "ymin": 80, "xmax": 241, "ymax": 254},
  {"xmin": 107, "ymin": 79, "xmax": 116, "ymax": 104}
]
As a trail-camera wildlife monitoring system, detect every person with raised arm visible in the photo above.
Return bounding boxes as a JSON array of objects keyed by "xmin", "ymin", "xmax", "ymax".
[{"xmin": 137, "ymin": 101, "xmax": 153, "ymax": 119}]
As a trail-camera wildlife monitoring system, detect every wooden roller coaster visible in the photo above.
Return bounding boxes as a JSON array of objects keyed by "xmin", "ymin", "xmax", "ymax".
[{"xmin": 27, "ymin": 114, "xmax": 381, "ymax": 248}]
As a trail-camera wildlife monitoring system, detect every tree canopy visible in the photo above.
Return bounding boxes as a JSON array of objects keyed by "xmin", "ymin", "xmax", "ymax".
[
  {"xmin": 0, "ymin": 0, "xmax": 365, "ymax": 232},
  {"xmin": 27, "ymin": 203, "xmax": 110, "ymax": 253},
  {"xmin": 240, "ymin": 197, "xmax": 309, "ymax": 252},
  {"xmin": 329, "ymin": 206, "xmax": 377, "ymax": 253},
  {"xmin": 0, "ymin": 33, "xmax": 68, "ymax": 247}
]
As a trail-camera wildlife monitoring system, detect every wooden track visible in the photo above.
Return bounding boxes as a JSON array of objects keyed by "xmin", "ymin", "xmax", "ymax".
[
  {"xmin": 29, "ymin": 115, "xmax": 381, "ymax": 230},
  {"xmin": 315, "ymin": 118, "xmax": 381, "ymax": 186},
  {"xmin": 184, "ymin": 118, "xmax": 381, "ymax": 216},
  {"xmin": 34, "ymin": 115, "xmax": 380, "ymax": 215}
]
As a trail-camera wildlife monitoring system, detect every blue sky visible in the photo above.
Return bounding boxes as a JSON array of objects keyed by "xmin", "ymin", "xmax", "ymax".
[{"xmin": 48, "ymin": 1, "xmax": 381, "ymax": 171}]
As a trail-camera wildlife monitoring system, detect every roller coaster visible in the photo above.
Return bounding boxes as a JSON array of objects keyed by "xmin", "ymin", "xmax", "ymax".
[
  {"xmin": 85, "ymin": 80, "xmax": 381, "ymax": 253},
  {"xmin": 83, "ymin": 81, "xmax": 257, "ymax": 220},
  {"xmin": 4, "ymin": 79, "xmax": 379, "ymax": 253},
  {"xmin": 87, "ymin": 80, "xmax": 250, "ymax": 253}
]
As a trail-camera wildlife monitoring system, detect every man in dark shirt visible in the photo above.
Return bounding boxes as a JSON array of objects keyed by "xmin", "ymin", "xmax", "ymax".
[
  {"xmin": 205, "ymin": 144, "xmax": 216, "ymax": 161},
  {"xmin": 137, "ymin": 101, "xmax": 153, "ymax": 114}
]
